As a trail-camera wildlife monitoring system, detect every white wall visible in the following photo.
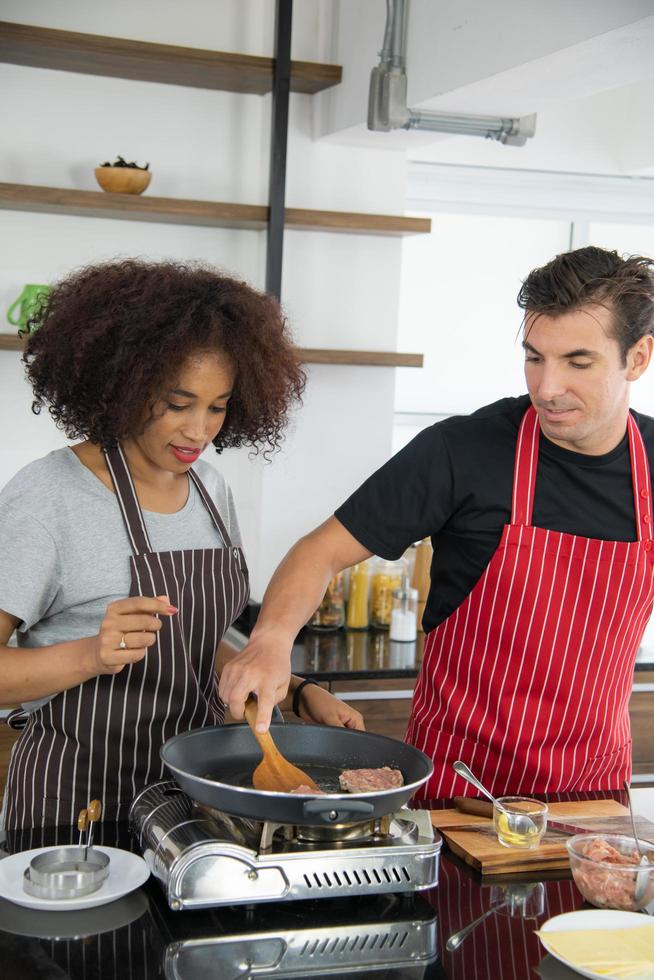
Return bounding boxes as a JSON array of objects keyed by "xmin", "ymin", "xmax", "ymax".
[{"xmin": 0, "ymin": 0, "xmax": 406, "ymax": 600}]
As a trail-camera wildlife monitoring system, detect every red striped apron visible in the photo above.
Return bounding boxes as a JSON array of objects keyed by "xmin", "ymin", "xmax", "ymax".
[
  {"xmin": 5, "ymin": 445, "xmax": 249, "ymax": 829},
  {"xmin": 406, "ymin": 407, "xmax": 654, "ymax": 799}
]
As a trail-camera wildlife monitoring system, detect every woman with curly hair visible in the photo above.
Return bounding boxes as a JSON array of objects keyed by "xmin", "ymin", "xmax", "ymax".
[{"xmin": 0, "ymin": 259, "xmax": 362, "ymax": 830}]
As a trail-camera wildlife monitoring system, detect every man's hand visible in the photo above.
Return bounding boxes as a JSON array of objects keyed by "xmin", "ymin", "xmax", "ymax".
[
  {"xmin": 297, "ymin": 684, "xmax": 365, "ymax": 730},
  {"xmin": 218, "ymin": 632, "xmax": 292, "ymax": 732}
]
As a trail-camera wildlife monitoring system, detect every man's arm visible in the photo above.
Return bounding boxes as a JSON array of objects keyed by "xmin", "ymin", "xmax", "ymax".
[{"xmin": 218, "ymin": 516, "xmax": 371, "ymax": 731}]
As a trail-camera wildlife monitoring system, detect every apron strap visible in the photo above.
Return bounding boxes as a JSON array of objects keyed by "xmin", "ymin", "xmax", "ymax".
[
  {"xmin": 511, "ymin": 406, "xmax": 654, "ymax": 539},
  {"xmin": 188, "ymin": 467, "xmax": 233, "ymax": 548},
  {"xmin": 627, "ymin": 411, "xmax": 654, "ymax": 543},
  {"xmin": 104, "ymin": 446, "xmax": 153, "ymax": 556},
  {"xmin": 105, "ymin": 446, "xmax": 235, "ymax": 554},
  {"xmin": 511, "ymin": 406, "xmax": 540, "ymax": 526}
]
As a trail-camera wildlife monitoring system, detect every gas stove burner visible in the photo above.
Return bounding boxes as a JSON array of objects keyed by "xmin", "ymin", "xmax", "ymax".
[
  {"xmin": 130, "ymin": 781, "xmax": 441, "ymax": 911},
  {"xmin": 293, "ymin": 813, "xmax": 395, "ymax": 844},
  {"xmin": 194, "ymin": 801, "xmax": 395, "ymax": 846}
]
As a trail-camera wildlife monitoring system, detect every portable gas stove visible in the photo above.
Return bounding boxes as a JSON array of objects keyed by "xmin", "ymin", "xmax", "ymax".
[{"xmin": 130, "ymin": 781, "xmax": 441, "ymax": 912}]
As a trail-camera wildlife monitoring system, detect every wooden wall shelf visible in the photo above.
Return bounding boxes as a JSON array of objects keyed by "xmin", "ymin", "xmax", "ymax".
[
  {"xmin": 0, "ymin": 334, "xmax": 423, "ymax": 367},
  {"xmin": 0, "ymin": 183, "xmax": 432, "ymax": 236},
  {"xmin": 296, "ymin": 349, "xmax": 423, "ymax": 367},
  {"xmin": 0, "ymin": 21, "xmax": 342, "ymax": 94},
  {"xmin": 0, "ymin": 336, "xmax": 24, "ymax": 352}
]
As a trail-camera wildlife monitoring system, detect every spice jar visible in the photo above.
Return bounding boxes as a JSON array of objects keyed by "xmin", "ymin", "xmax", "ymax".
[
  {"xmin": 389, "ymin": 577, "xmax": 418, "ymax": 642},
  {"xmin": 307, "ymin": 572, "xmax": 345, "ymax": 630},
  {"xmin": 346, "ymin": 561, "xmax": 371, "ymax": 630},
  {"xmin": 370, "ymin": 557, "xmax": 408, "ymax": 628}
]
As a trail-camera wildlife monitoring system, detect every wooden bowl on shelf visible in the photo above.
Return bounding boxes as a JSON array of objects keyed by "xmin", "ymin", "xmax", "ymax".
[{"xmin": 94, "ymin": 167, "xmax": 151, "ymax": 195}]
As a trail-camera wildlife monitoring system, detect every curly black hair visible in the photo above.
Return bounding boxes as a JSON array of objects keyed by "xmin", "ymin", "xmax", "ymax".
[{"xmin": 23, "ymin": 259, "xmax": 306, "ymax": 454}]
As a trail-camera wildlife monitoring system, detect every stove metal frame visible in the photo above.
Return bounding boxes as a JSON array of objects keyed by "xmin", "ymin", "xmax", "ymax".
[{"xmin": 130, "ymin": 781, "xmax": 441, "ymax": 912}]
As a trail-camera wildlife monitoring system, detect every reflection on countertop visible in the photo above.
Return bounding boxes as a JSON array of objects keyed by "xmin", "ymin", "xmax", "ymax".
[{"xmin": 292, "ymin": 628, "xmax": 426, "ymax": 680}]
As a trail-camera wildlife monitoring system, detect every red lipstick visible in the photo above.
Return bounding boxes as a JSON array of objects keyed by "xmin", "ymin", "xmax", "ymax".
[{"xmin": 170, "ymin": 445, "xmax": 201, "ymax": 464}]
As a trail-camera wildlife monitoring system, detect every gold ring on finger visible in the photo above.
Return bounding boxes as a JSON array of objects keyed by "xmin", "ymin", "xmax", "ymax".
[{"xmin": 118, "ymin": 634, "xmax": 127, "ymax": 650}]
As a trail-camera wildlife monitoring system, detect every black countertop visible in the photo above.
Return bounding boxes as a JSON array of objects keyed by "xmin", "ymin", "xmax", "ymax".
[
  {"xmin": 233, "ymin": 604, "xmax": 654, "ymax": 681},
  {"xmin": 285, "ymin": 627, "xmax": 652, "ymax": 681},
  {"xmin": 0, "ymin": 792, "xmax": 626, "ymax": 980}
]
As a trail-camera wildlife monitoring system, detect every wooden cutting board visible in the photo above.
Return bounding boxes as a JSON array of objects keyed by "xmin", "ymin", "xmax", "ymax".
[{"xmin": 430, "ymin": 800, "xmax": 654, "ymax": 875}]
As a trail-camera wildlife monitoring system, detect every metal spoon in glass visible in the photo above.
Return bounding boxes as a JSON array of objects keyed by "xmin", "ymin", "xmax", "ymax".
[
  {"xmin": 452, "ymin": 760, "xmax": 538, "ymax": 837},
  {"xmin": 623, "ymin": 779, "xmax": 652, "ymax": 905}
]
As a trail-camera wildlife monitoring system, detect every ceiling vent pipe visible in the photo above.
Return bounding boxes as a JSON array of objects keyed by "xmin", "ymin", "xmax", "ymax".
[{"xmin": 368, "ymin": 0, "xmax": 536, "ymax": 146}]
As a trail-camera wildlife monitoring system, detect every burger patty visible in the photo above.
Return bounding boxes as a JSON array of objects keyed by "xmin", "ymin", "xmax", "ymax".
[{"xmin": 338, "ymin": 767, "xmax": 404, "ymax": 793}]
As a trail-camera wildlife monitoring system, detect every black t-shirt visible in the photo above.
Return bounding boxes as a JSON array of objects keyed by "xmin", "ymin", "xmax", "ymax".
[{"xmin": 335, "ymin": 395, "xmax": 654, "ymax": 633}]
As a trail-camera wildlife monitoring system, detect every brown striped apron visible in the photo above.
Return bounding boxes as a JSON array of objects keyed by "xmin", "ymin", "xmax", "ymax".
[{"xmin": 4, "ymin": 445, "xmax": 249, "ymax": 829}]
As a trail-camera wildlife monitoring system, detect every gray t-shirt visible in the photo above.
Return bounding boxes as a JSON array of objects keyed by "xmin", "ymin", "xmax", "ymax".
[{"xmin": 0, "ymin": 447, "xmax": 242, "ymax": 674}]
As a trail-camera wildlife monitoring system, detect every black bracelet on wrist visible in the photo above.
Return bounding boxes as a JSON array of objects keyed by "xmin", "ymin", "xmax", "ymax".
[{"xmin": 292, "ymin": 677, "xmax": 320, "ymax": 717}]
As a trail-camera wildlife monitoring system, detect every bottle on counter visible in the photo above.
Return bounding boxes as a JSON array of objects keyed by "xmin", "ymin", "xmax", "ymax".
[
  {"xmin": 370, "ymin": 556, "xmax": 408, "ymax": 629},
  {"xmin": 389, "ymin": 576, "xmax": 418, "ymax": 642},
  {"xmin": 307, "ymin": 572, "xmax": 345, "ymax": 630},
  {"xmin": 346, "ymin": 560, "xmax": 371, "ymax": 630}
]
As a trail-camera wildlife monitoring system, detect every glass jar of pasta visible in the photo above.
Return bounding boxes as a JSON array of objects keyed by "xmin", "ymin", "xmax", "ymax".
[
  {"xmin": 370, "ymin": 557, "xmax": 408, "ymax": 629},
  {"xmin": 346, "ymin": 560, "xmax": 371, "ymax": 630},
  {"xmin": 307, "ymin": 572, "xmax": 345, "ymax": 630}
]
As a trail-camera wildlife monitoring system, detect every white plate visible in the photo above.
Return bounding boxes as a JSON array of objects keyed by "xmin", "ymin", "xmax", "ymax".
[
  {"xmin": 0, "ymin": 846, "xmax": 150, "ymax": 912},
  {"xmin": 538, "ymin": 909, "xmax": 654, "ymax": 980}
]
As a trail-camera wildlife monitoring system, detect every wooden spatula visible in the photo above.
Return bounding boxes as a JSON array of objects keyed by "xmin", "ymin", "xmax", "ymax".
[{"xmin": 244, "ymin": 697, "xmax": 321, "ymax": 793}]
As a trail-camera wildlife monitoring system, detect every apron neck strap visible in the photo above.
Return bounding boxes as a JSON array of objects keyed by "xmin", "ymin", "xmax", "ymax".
[
  {"xmin": 187, "ymin": 467, "xmax": 234, "ymax": 548},
  {"xmin": 104, "ymin": 445, "xmax": 153, "ymax": 556},
  {"xmin": 104, "ymin": 446, "xmax": 236, "ymax": 555},
  {"xmin": 511, "ymin": 406, "xmax": 540, "ymax": 526},
  {"xmin": 511, "ymin": 406, "xmax": 654, "ymax": 536},
  {"xmin": 627, "ymin": 411, "xmax": 654, "ymax": 542}
]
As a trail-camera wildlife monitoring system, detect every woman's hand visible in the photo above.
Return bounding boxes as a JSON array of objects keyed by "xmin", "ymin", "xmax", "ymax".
[
  {"xmin": 91, "ymin": 595, "xmax": 177, "ymax": 675},
  {"xmin": 297, "ymin": 683, "xmax": 365, "ymax": 730}
]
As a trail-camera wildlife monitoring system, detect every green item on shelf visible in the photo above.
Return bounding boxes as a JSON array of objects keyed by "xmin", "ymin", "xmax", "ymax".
[{"xmin": 6, "ymin": 284, "xmax": 52, "ymax": 331}]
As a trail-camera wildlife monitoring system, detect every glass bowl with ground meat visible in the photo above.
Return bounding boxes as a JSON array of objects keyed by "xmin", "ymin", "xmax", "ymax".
[{"xmin": 566, "ymin": 834, "xmax": 654, "ymax": 911}]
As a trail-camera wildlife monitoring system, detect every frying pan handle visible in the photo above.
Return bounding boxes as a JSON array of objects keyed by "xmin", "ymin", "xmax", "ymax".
[{"xmin": 302, "ymin": 799, "xmax": 375, "ymax": 823}]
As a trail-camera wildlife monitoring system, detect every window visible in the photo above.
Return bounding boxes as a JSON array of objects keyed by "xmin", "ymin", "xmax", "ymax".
[{"xmin": 395, "ymin": 165, "xmax": 654, "ymax": 445}]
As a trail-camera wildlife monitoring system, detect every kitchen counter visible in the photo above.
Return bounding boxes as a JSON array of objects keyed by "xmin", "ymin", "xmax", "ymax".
[
  {"xmin": 226, "ymin": 606, "xmax": 654, "ymax": 680},
  {"xmin": 226, "ymin": 621, "xmax": 426, "ymax": 681},
  {"xmin": 2, "ymin": 788, "xmax": 653, "ymax": 980}
]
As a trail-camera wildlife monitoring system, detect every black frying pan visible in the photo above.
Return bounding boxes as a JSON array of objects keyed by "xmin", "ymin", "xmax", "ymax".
[{"xmin": 160, "ymin": 723, "xmax": 433, "ymax": 826}]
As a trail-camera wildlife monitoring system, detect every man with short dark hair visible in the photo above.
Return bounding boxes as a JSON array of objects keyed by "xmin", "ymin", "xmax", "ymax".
[{"xmin": 220, "ymin": 246, "xmax": 654, "ymax": 797}]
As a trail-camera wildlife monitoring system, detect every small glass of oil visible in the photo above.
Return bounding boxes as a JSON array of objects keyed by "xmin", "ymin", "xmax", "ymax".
[{"xmin": 493, "ymin": 797, "xmax": 548, "ymax": 849}]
